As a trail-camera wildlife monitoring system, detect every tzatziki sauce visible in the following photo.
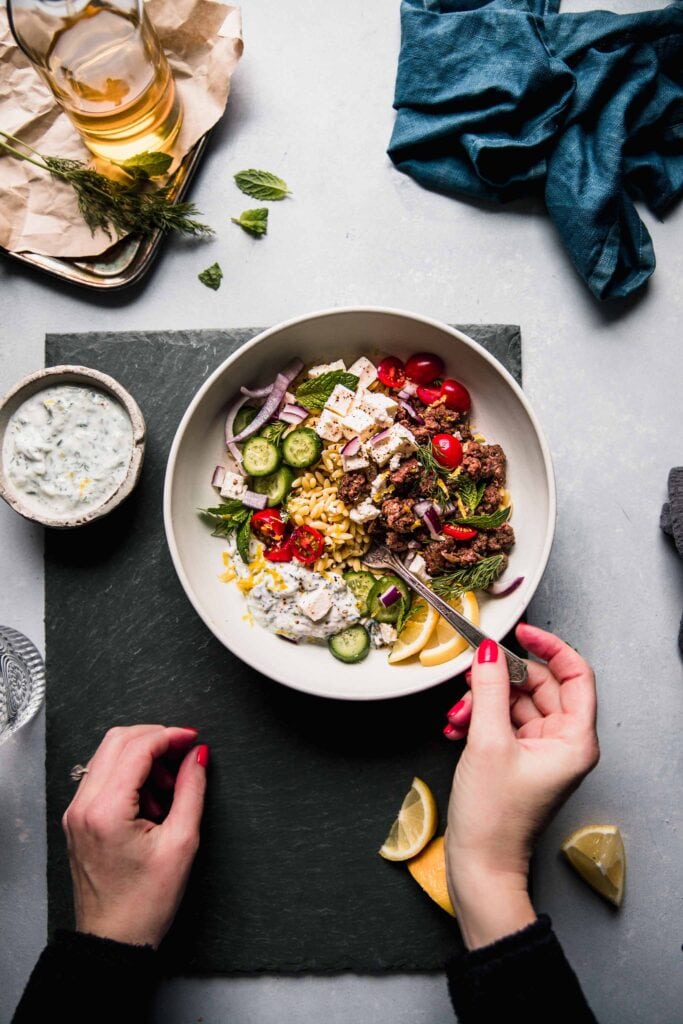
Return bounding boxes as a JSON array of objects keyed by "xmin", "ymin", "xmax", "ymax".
[
  {"xmin": 3, "ymin": 384, "xmax": 134, "ymax": 517},
  {"xmin": 246, "ymin": 559, "xmax": 360, "ymax": 642}
]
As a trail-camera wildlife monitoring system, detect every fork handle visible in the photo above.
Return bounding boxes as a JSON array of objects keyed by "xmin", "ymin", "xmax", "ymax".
[{"xmin": 386, "ymin": 558, "xmax": 528, "ymax": 687}]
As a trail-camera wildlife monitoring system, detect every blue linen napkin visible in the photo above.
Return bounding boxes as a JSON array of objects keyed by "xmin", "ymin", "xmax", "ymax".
[{"xmin": 388, "ymin": 0, "xmax": 683, "ymax": 301}]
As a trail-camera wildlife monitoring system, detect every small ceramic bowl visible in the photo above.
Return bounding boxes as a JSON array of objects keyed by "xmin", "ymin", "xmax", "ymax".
[{"xmin": 0, "ymin": 365, "xmax": 145, "ymax": 528}]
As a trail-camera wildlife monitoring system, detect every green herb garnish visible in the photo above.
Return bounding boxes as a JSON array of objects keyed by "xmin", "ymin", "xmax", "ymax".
[
  {"xmin": 232, "ymin": 208, "xmax": 268, "ymax": 237},
  {"xmin": 236, "ymin": 512, "xmax": 253, "ymax": 563},
  {"xmin": 295, "ymin": 371, "xmax": 359, "ymax": 410},
  {"xmin": 455, "ymin": 475, "xmax": 486, "ymax": 514},
  {"xmin": 0, "ymin": 130, "xmax": 213, "ymax": 240},
  {"xmin": 415, "ymin": 443, "xmax": 450, "ymax": 478},
  {"xmin": 118, "ymin": 150, "xmax": 173, "ymax": 179},
  {"xmin": 234, "ymin": 169, "xmax": 291, "ymax": 201},
  {"xmin": 396, "ymin": 597, "xmax": 415, "ymax": 636},
  {"xmin": 198, "ymin": 262, "xmax": 223, "ymax": 290},
  {"xmin": 430, "ymin": 554, "xmax": 507, "ymax": 601},
  {"xmin": 453, "ymin": 506, "xmax": 511, "ymax": 530}
]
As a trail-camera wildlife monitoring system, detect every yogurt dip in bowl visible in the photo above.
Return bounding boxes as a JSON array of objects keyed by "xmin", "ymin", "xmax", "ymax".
[{"xmin": 0, "ymin": 366, "xmax": 145, "ymax": 528}]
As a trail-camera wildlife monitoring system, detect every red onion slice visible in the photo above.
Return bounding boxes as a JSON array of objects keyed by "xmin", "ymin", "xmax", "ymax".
[
  {"xmin": 369, "ymin": 427, "xmax": 391, "ymax": 446},
  {"xmin": 398, "ymin": 399, "xmax": 424, "ymax": 424},
  {"xmin": 211, "ymin": 465, "xmax": 226, "ymax": 488},
  {"xmin": 241, "ymin": 384, "xmax": 274, "ymax": 399},
  {"xmin": 487, "ymin": 575, "xmax": 524, "ymax": 597},
  {"xmin": 279, "ymin": 403, "xmax": 309, "ymax": 424},
  {"xmin": 414, "ymin": 499, "xmax": 435, "ymax": 516},
  {"xmin": 243, "ymin": 490, "xmax": 269, "ymax": 510},
  {"xmin": 398, "ymin": 381, "xmax": 418, "ymax": 398},
  {"xmin": 227, "ymin": 358, "xmax": 304, "ymax": 445},
  {"xmin": 422, "ymin": 505, "xmax": 443, "ymax": 537},
  {"xmin": 341, "ymin": 436, "xmax": 361, "ymax": 458},
  {"xmin": 378, "ymin": 585, "xmax": 401, "ymax": 608}
]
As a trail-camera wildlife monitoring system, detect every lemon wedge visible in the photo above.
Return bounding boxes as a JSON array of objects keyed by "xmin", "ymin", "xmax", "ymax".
[
  {"xmin": 561, "ymin": 824, "xmax": 625, "ymax": 906},
  {"xmin": 407, "ymin": 836, "xmax": 455, "ymax": 916},
  {"xmin": 419, "ymin": 591, "xmax": 479, "ymax": 666},
  {"xmin": 388, "ymin": 599, "xmax": 439, "ymax": 664},
  {"xmin": 379, "ymin": 776, "xmax": 438, "ymax": 861}
]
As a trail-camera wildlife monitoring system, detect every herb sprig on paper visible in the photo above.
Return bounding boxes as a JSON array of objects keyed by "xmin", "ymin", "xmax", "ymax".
[
  {"xmin": 198, "ymin": 262, "xmax": 223, "ymax": 290},
  {"xmin": 0, "ymin": 130, "xmax": 213, "ymax": 240},
  {"xmin": 430, "ymin": 554, "xmax": 506, "ymax": 601},
  {"xmin": 234, "ymin": 169, "xmax": 291, "ymax": 201},
  {"xmin": 295, "ymin": 371, "xmax": 359, "ymax": 410},
  {"xmin": 232, "ymin": 208, "xmax": 268, "ymax": 237}
]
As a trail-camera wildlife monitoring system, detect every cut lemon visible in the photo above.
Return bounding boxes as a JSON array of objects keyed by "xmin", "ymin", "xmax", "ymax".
[
  {"xmin": 379, "ymin": 776, "xmax": 438, "ymax": 861},
  {"xmin": 419, "ymin": 591, "xmax": 479, "ymax": 667},
  {"xmin": 388, "ymin": 599, "xmax": 439, "ymax": 664},
  {"xmin": 561, "ymin": 824, "xmax": 625, "ymax": 907},
  {"xmin": 407, "ymin": 836, "xmax": 455, "ymax": 917}
]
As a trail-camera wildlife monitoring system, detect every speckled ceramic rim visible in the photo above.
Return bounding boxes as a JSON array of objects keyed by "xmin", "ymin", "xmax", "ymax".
[
  {"xmin": 0, "ymin": 364, "xmax": 146, "ymax": 529},
  {"xmin": 164, "ymin": 305, "xmax": 557, "ymax": 702}
]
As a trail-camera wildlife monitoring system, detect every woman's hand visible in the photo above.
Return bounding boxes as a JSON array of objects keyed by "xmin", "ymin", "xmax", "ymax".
[
  {"xmin": 444, "ymin": 624, "xmax": 599, "ymax": 950},
  {"xmin": 62, "ymin": 724, "xmax": 209, "ymax": 949}
]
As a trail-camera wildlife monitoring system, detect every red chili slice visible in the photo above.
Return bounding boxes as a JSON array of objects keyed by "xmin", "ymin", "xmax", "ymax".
[
  {"xmin": 291, "ymin": 525, "xmax": 325, "ymax": 564},
  {"xmin": 377, "ymin": 356, "xmax": 407, "ymax": 390},
  {"xmin": 443, "ymin": 524, "xmax": 477, "ymax": 541},
  {"xmin": 264, "ymin": 539, "xmax": 294, "ymax": 562}
]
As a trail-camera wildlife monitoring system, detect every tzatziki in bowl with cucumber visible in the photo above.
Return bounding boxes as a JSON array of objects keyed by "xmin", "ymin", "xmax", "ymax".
[{"xmin": 164, "ymin": 308, "xmax": 555, "ymax": 700}]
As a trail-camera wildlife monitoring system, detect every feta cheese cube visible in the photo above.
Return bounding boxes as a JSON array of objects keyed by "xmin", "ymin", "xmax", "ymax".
[
  {"xmin": 342, "ymin": 451, "xmax": 370, "ymax": 472},
  {"xmin": 357, "ymin": 391, "xmax": 397, "ymax": 426},
  {"xmin": 325, "ymin": 384, "xmax": 355, "ymax": 418},
  {"xmin": 298, "ymin": 589, "xmax": 332, "ymax": 622},
  {"xmin": 369, "ymin": 424, "xmax": 417, "ymax": 466},
  {"xmin": 408, "ymin": 553, "xmax": 428, "ymax": 581},
  {"xmin": 307, "ymin": 359, "xmax": 346, "ymax": 378},
  {"xmin": 349, "ymin": 498, "xmax": 381, "ymax": 524},
  {"xmin": 220, "ymin": 470, "xmax": 247, "ymax": 500},
  {"xmin": 315, "ymin": 409, "xmax": 343, "ymax": 442},
  {"xmin": 347, "ymin": 357, "xmax": 377, "ymax": 389},
  {"xmin": 389, "ymin": 454, "xmax": 402, "ymax": 470},
  {"xmin": 341, "ymin": 407, "xmax": 375, "ymax": 439},
  {"xmin": 370, "ymin": 471, "xmax": 389, "ymax": 496},
  {"xmin": 379, "ymin": 623, "xmax": 398, "ymax": 645}
]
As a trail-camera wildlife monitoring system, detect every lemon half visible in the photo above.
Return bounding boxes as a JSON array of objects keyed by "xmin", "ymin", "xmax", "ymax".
[
  {"xmin": 561, "ymin": 824, "xmax": 625, "ymax": 906},
  {"xmin": 379, "ymin": 776, "xmax": 438, "ymax": 861},
  {"xmin": 419, "ymin": 591, "xmax": 479, "ymax": 666},
  {"xmin": 388, "ymin": 599, "xmax": 439, "ymax": 664}
]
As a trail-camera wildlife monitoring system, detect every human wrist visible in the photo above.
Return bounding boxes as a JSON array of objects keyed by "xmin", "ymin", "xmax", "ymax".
[
  {"xmin": 448, "ymin": 866, "xmax": 536, "ymax": 951},
  {"xmin": 75, "ymin": 911, "xmax": 162, "ymax": 950}
]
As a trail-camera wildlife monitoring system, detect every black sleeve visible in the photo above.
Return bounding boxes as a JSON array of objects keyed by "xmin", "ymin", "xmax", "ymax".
[
  {"xmin": 446, "ymin": 914, "xmax": 598, "ymax": 1024},
  {"xmin": 12, "ymin": 929, "xmax": 162, "ymax": 1024}
]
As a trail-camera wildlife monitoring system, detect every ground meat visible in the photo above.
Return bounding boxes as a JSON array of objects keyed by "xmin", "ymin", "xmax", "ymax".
[
  {"xmin": 417, "ymin": 471, "xmax": 437, "ymax": 498},
  {"xmin": 476, "ymin": 482, "xmax": 503, "ymax": 515},
  {"xmin": 395, "ymin": 405, "xmax": 431, "ymax": 445},
  {"xmin": 390, "ymin": 457, "xmax": 421, "ymax": 495},
  {"xmin": 423, "ymin": 401, "xmax": 464, "ymax": 437},
  {"xmin": 422, "ymin": 524, "xmax": 515, "ymax": 574},
  {"xmin": 385, "ymin": 530, "xmax": 411, "ymax": 553},
  {"xmin": 381, "ymin": 496, "xmax": 417, "ymax": 534},
  {"xmin": 337, "ymin": 470, "xmax": 369, "ymax": 505},
  {"xmin": 472, "ymin": 523, "xmax": 515, "ymax": 555},
  {"xmin": 461, "ymin": 441, "xmax": 506, "ymax": 484}
]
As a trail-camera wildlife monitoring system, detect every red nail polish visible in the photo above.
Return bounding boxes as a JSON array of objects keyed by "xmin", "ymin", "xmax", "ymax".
[
  {"xmin": 196, "ymin": 744, "xmax": 210, "ymax": 767},
  {"xmin": 477, "ymin": 639, "xmax": 499, "ymax": 663},
  {"xmin": 443, "ymin": 723, "xmax": 460, "ymax": 740},
  {"xmin": 447, "ymin": 698, "xmax": 466, "ymax": 718},
  {"xmin": 181, "ymin": 727, "xmax": 198, "ymax": 733}
]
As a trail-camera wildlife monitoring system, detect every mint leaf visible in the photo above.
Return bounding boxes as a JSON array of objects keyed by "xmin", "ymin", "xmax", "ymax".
[
  {"xmin": 198, "ymin": 262, "xmax": 223, "ymax": 290},
  {"xmin": 455, "ymin": 475, "xmax": 486, "ymax": 513},
  {"xmin": 395, "ymin": 594, "xmax": 413, "ymax": 635},
  {"xmin": 236, "ymin": 512, "xmax": 253, "ymax": 563},
  {"xmin": 119, "ymin": 150, "xmax": 173, "ymax": 179},
  {"xmin": 295, "ymin": 371, "xmax": 359, "ymax": 410},
  {"xmin": 453, "ymin": 505, "xmax": 511, "ymax": 530},
  {"xmin": 231, "ymin": 208, "xmax": 268, "ymax": 237},
  {"xmin": 234, "ymin": 169, "xmax": 291, "ymax": 201},
  {"xmin": 201, "ymin": 500, "xmax": 250, "ymax": 538}
]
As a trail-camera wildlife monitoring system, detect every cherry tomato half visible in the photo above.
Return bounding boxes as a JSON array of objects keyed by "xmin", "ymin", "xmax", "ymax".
[
  {"xmin": 440, "ymin": 378, "xmax": 471, "ymax": 413},
  {"xmin": 405, "ymin": 352, "xmax": 444, "ymax": 385},
  {"xmin": 264, "ymin": 539, "xmax": 293, "ymax": 562},
  {"xmin": 251, "ymin": 508, "xmax": 287, "ymax": 543},
  {"xmin": 377, "ymin": 356, "xmax": 406, "ymax": 391},
  {"xmin": 416, "ymin": 385, "xmax": 443, "ymax": 406},
  {"xmin": 432, "ymin": 433, "xmax": 463, "ymax": 470},
  {"xmin": 291, "ymin": 525, "xmax": 325, "ymax": 564},
  {"xmin": 443, "ymin": 524, "xmax": 477, "ymax": 541}
]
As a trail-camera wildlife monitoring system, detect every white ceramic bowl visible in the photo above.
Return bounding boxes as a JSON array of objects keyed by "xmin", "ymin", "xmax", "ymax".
[{"xmin": 164, "ymin": 307, "xmax": 555, "ymax": 700}]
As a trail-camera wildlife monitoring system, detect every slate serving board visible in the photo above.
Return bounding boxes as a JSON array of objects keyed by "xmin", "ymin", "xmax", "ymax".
[{"xmin": 45, "ymin": 325, "xmax": 521, "ymax": 976}]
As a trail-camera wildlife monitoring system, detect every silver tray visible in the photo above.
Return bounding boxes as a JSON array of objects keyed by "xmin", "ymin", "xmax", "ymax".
[{"xmin": 1, "ymin": 131, "xmax": 210, "ymax": 292}]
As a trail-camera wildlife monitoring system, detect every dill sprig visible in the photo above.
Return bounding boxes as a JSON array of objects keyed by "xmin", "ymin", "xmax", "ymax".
[
  {"xmin": 0, "ymin": 129, "xmax": 213, "ymax": 240},
  {"xmin": 415, "ymin": 443, "xmax": 450, "ymax": 478},
  {"xmin": 430, "ymin": 554, "xmax": 506, "ymax": 600}
]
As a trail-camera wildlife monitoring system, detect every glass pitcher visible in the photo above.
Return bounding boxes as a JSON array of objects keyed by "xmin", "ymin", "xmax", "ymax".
[{"xmin": 7, "ymin": 0, "xmax": 182, "ymax": 162}]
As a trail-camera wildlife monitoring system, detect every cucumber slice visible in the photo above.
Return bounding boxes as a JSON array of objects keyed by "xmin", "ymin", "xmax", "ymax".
[
  {"xmin": 367, "ymin": 575, "xmax": 411, "ymax": 624},
  {"xmin": 282, "ymin": 427, "xmax": 323, "ymax": 469},
  {"xmin": 241, "ymin": 436, "xmax": 282, "ymax": 477},
  {"xmin": 251, "ymin": 466, "xmax": 295, "ymax": 507},
  {"xmin": 233, "ymin": 406, "xmax": 258, "ymax": 436},
  {"xmin": 328, "ymin": 624, "xmax": 371, "ymax": 664},
  {"xmin": 343, "ymin": 570, "xmax": 377, "ymax": 616}
]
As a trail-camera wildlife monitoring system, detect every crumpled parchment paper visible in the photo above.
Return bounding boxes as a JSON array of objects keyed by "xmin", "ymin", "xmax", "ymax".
[{"xmin": 0, "ymin": 0, "xmax": 243, "ymax": 257}]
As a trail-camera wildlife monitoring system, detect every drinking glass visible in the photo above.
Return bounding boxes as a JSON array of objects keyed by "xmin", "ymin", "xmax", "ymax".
[
  {"xmin": 0, "ymin": 626, "xmax": 46, "ymax": 746},
  {"xmin": 7, "ymin": 0, "xmax": 182, "ymax": 162}
]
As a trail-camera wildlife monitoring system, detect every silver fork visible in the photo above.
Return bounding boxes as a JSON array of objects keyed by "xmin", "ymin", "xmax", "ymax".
[{"xmin": 362, "ymin": 544, "xmax": 528, "ymax": 686}]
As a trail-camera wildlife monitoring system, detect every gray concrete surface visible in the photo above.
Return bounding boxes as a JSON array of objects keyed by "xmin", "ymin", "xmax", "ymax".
[{"xmin": 1, "ymin": 1, "xmax": 682, "ymax": 1021}]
